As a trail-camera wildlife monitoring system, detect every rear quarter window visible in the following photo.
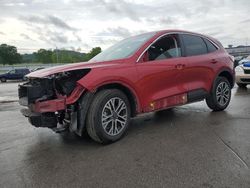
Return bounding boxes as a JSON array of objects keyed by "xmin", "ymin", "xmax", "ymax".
[{"xmin": 203, "ymin": 38, "xmax": 218, "ymax": 53}]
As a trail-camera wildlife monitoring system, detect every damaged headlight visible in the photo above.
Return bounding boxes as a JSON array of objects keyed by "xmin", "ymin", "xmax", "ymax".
[{"xmin": 49, "ymin": 69, "xmax": 91, "ymax": 96}]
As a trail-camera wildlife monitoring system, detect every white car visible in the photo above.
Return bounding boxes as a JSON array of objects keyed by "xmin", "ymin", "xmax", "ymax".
[{"xmin": 235, "ymin": 60, "xmax": 250, "ymax": 87}]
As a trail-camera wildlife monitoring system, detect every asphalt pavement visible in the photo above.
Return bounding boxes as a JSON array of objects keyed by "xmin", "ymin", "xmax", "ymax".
[{"xmin": 0, "ymin": 81, "xmax": 250, "ymax": 188}]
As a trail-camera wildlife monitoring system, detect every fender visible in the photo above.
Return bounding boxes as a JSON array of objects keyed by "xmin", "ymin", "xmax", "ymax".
[
  {"xmin": 77, "ymin": 66, "xmax": 143, "ymax": 113},
  {"xmin": 79, "ymin": 79, "xmax": 142, "ymax": 113}
]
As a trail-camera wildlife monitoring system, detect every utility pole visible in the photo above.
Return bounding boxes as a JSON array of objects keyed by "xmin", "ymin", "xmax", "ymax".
[{"xmin": 56, "ymin": 46, "xmax": 59, "ymax": 64}]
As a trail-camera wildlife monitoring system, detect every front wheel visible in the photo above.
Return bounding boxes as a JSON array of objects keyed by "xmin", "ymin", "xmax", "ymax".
[
  {"xmin": 86, "ymin": 89, "xmax": 131, "ymax": 144},
  {"xmin": 206, "ymin": 76, "xmax": 231, "ymax": 111}
]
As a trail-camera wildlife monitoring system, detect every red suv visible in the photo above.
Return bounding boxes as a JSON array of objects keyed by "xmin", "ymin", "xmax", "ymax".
[{"xmin": 18, "ymin": 30, "xmax": 235, "ymax": 144}]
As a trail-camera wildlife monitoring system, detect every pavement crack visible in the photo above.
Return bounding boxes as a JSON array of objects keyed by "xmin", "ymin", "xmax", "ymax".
[{"xmin": 212, "ymin": 130, "xmax": 249, "ymax": 169}]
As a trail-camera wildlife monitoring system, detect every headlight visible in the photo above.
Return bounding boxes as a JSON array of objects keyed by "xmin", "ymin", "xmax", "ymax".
[{"xmin": 235, "ymin": 66, "xmax": 244, "ymax": 73}]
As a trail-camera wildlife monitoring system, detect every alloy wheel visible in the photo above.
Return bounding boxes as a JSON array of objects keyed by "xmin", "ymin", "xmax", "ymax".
[
  {"xmin": 216, "ymin": 81, "xmax": 230, "ymax": 106},
  {"xmin": 101, "ymin": 97, "xmax": 128, "ymax": 136}
]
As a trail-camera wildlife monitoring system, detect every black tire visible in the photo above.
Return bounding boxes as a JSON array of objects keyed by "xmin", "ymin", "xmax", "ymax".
[
  {"xmin": 237, "ymin": 83, "xmax": 247, "ymax": 88},
  {"xmin": 1, "ymin": 77, "xmax": 6, "ymax": 82},
  {"xmin": 206, "ymin": 76, "xmax": 231, "ymax": 111},
  {"xmin": 86, "ymin": 89, "xmax": 131, "ymax": 144}
]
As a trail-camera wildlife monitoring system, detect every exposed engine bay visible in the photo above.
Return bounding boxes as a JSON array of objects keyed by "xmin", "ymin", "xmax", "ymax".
[{"xmin": 18, "ymin": 69, "xmax": 91, "ymax": 132}]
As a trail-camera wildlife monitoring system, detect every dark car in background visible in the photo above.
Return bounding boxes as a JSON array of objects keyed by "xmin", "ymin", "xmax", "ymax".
[{"xmin": 0, "ymin": 68, "xmax": 30, "ymax": 82}]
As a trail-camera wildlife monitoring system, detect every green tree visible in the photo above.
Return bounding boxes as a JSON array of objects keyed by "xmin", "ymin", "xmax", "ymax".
[
  {"xmin": 35, "ymin": 49, "xmax": 53, "ymax": 63},
  {"xmin": 0, "ymin": 44, "xmax": 22, "ymax": 65},
  {"xmin": 87, "ymin": 47, "xmax": 102, "ymax": 60}
]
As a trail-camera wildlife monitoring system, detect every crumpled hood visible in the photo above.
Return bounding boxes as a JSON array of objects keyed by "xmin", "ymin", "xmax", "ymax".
[{"xmin": 26, "ymin": 61, "xmax": 120, "ymax": 78}]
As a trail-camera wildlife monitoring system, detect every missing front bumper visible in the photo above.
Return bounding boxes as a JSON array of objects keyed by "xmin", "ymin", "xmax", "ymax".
[{"xmin": 21, "ymin": 108, "xmax": 57, "ymax": 128}]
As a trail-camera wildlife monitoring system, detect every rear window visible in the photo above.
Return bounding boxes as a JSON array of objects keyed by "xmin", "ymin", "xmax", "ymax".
[{"xmin": 182, "ymin": 34, "xmax": 207, "ymax": 56}]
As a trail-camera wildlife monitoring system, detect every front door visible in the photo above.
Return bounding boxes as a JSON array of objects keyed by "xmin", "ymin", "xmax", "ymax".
[{"xmin": 135, "ymin": 34, "xmax": 188, "ymax": 112}]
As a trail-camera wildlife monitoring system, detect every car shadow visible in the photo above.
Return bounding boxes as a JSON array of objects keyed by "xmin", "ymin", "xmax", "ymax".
[
  {"xmin": 234, "ymin": 86, "xmax": 250, "ymax": 96},
  {"xmin": 0, "ymin": 80, "xmax": 24, "ymax": 84}
]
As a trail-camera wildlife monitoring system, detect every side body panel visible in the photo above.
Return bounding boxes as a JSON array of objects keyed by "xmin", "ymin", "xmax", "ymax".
[
  {"xmin": 135, "ymin": 57, "xmax": 188, "ymax": 112},
  {"xmin": 181, "ymin": 54, "xmax": 215, "ymax": 92}
]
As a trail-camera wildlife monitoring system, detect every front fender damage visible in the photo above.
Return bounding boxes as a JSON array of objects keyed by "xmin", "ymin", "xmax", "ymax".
[{"xmin": 70, "ymin": 91, "xmax": 95, "ymax": 136}]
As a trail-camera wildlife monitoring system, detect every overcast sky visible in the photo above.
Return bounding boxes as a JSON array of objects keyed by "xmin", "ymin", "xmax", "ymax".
[{"xmin": 0, "ymin": 0, "xmax": 250, "ymax": 53}]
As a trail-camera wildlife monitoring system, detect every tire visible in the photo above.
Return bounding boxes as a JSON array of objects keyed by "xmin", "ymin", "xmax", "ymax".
[
  {"xmin": 86, "ymin": 89, "xmax": 131, "ymax": 144},
  {"xmin": 1, "ymin": 78, "xmax": 6, "ymax": 82},
  {"xmin": 206, "ymin": 76, "xmax": 231, "ymax": 111},
  {"xmin": 237, "ymin": 83, "xmax": 247, "ymax": 88}
]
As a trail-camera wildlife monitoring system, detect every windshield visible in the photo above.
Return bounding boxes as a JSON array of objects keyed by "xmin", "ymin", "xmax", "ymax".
[
  {"xmin": 90, "ymin": 32, "xmax": 156, "ymax": 62},
  {"xmin": 8, "ymin": 70, "xmax": 15, "ymax": 74}
]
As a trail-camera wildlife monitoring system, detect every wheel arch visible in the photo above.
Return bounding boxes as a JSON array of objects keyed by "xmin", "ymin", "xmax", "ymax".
[
  {"xmin": 217, "ymin": 69, "xmax": 235, "ymax": 88},
  {"xmin": 94, "ymin": 82, "xmax": 140, "ymax": 117}
]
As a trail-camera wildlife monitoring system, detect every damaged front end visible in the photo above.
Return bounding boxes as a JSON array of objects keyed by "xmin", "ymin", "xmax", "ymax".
[{"xmin": 18, "ymin": 69, "xmax": 90, "ymax": 132}]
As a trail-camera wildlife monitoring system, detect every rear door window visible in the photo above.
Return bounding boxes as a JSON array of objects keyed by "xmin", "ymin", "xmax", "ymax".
[{"xmin": 181, "ymin": 34, "xmax": 207, "ymax": 56}]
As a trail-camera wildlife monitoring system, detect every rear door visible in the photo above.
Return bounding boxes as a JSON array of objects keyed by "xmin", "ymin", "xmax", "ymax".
[
  {"xmin": 136, "ymin": 34, "xmax": 188, "ymax": 112},
  {"xmin": 180, "ymin": 34, "xmax": 218, "ymax": 92}
]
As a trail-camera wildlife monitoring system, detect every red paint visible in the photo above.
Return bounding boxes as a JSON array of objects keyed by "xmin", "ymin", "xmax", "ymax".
[
  {"xmin": 27, "ymin": 30, "xmax": 234, "ymax": 114},
  {"xmin": 32, "ymin": 85, "xmax": 85, "ymax": 113},
  {"xmin": 32, "ymin": 98, "xmax": 65, "ymax": 113},
  {"xmin": 66, "ymin": 85, "xmax": 85, "ymax": 104}
]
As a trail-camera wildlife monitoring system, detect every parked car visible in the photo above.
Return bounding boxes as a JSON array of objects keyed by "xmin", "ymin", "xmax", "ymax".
[
  {"xmin": 238, "ymin": 58, "xmax": 250, "ymax": 65},
  {"xmin": 31, "ymin": 67, "xmax": 45, "ymax": 72},
  {"xmin": 18, "ymin": 30, "xmax": 235, "ymax": 144},
  {"xmin": 0, "ymin": 68, "xmax": 30, "ymax": 82},
  {"xmin": 235, "ymin": 60, "xmax": 250, "ymax": 87},
  {"xmin": 234, "ymin": 56, "xmax": 244, "ymax": 67}
]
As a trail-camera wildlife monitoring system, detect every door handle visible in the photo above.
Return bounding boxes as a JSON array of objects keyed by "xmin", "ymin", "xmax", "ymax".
[
  {"xmin": 211, "ymin": 59, "xmax": 217, "ymax": 64},
  {"xmin": 175, "ymin": 64, "xmax": 185, "ymax": 70}
]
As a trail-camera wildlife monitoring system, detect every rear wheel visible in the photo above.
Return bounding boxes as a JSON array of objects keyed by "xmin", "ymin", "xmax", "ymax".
[
  {"xmin": 237, "ymin": 83, "xmax": 247, "ymax": 88},
  {"xmin": 1, "ymin": 78, "xmax": 6, "ymax": 82},
  {"xmin": 206, "ymin": 76, "xmax": 231, "ymax": 111},
  {"xmin": 86, "ymin": 89, "xmax": 131, "ymax": 144}
]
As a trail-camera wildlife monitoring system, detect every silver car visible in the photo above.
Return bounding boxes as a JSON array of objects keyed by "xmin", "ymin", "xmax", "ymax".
[{"xmin": 235, "ymin": 60, "xmax": 250, "ymax": 87}]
